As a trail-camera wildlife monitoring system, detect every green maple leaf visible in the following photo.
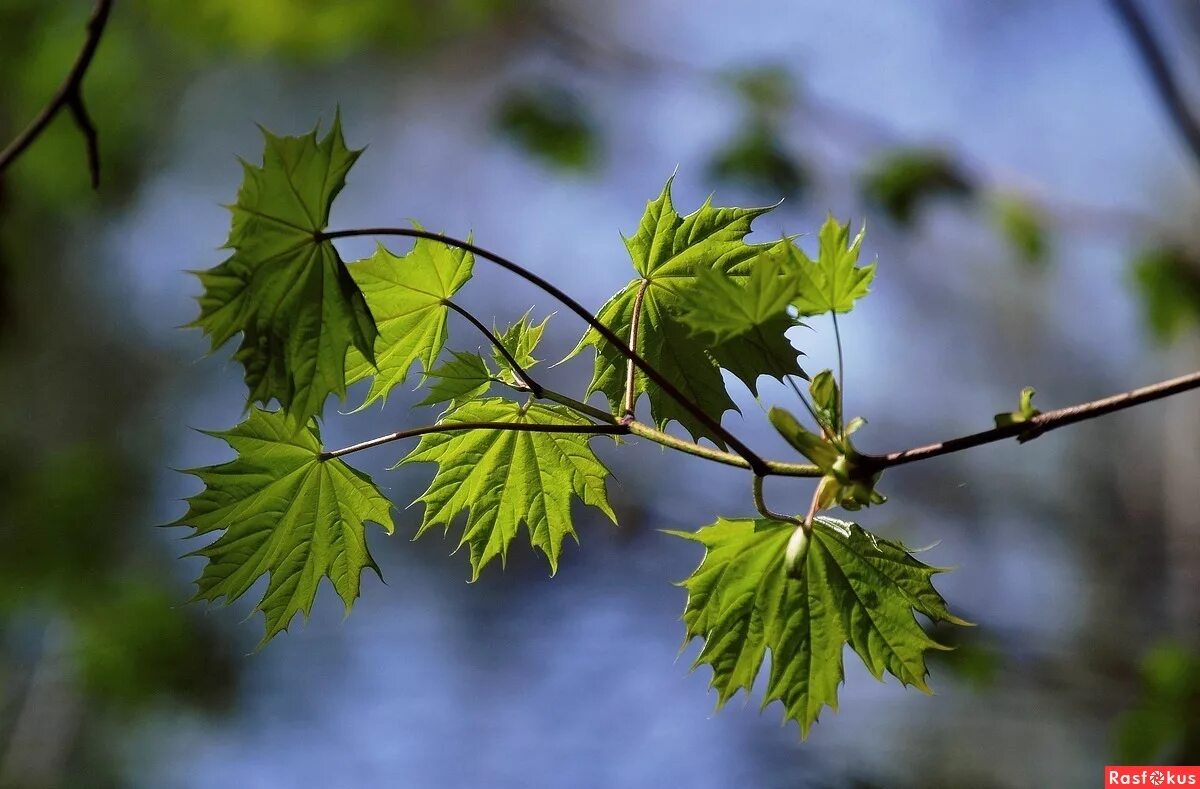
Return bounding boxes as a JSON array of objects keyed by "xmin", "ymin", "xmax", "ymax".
[
  {"xmin": 492, "ymin": 311, "xmax": 550, "ymax": 386},
  {"xmin": 190, "ymin": 116, "xmax": 377, "ymax": 423},
  {"xmin": 402, "ymin": 398, "xmax": 616, "ymax": 579},
  {"xmin": 173, "ymin": 408, "xmax": 395, "ymax": 643},
  {"xmin": 345, "ymin": 231, "xmax": 474, "ymax": 409},
  {"xmin": 567, "ymin": 178, "xmax": 802, "ymax": 445},
  {"xmin": 671, "ymin": 516, "xmax": 966, "ymax": 737},
  {"xmin": 677, "ymin": 246, "xmax": 799, "ymax": 342},
  {"xmin": 416, "ymin": 351, "xmax": 493, "ymax": 411},
  {"xmin": 790, "ymin": 215, "xmax": 876, "ymax": 316}
]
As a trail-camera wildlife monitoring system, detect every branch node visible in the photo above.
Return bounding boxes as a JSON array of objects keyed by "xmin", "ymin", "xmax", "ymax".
[{"xmin": 66, "ymin": 92, "xmax": 100, "ymax": 189}]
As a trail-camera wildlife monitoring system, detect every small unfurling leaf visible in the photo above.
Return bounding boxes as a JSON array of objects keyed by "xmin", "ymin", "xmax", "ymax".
[
  {"xmin": 994, "ymin": 386, "xmax": 1041, "ymax": 428},
  {"xmin": 492, "ymin": 311, "xmax": 550, "ymax": 386},
  {"xmin": 789, "ymin": 215, "xmax": 876, "ymax": 316}
]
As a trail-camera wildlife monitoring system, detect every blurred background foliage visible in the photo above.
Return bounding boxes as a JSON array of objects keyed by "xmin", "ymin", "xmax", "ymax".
[{"xmin": 3, "ymin": 0, "xmax": 1200, "ymax": 786}]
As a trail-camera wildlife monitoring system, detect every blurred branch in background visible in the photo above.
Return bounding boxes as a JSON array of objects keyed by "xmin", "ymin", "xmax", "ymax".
[
  {"xmin": 1108, "ymin": 0, "xmax": 1200, "ymax": 173},
  {"xmin": 0, "ymin": 0, "xmax": 113, "ymax": 188}
]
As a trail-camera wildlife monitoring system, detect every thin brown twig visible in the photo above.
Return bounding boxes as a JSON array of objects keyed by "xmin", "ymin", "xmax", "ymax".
[
  {"xmin": 320, "ymin": 421, "xmax": 628, "ymax": 460},
  {"xmin": 866, "ymin": 369, "xmax": 1200, "ymax": 470},
  {"xmin": 0, "ymin": 0, "xmax": 115, "ymax": 188}
]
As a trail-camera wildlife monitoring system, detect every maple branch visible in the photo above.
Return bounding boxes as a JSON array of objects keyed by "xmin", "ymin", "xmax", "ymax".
[
  {"xmin": 623, "ymin": 279, "xmax": 650, "ymax": 418},
  {"xmin": 866, "ymin": 369, "xmax": 1200, "ymax": 471},
  {"xmin": 532, "ymin": 388, "xmax": 616, "ymax": 423},
  {"xmin": 319, "ymin": 226, "xmax": 771, "ymax": 474},
  {"xmin": 443, "ymin": 299, "xmax": 542, "ymax": 397},
  {"xmin": 536, "ymin": 369, "xmax": 1200, "ymax": 479},
  {"xmin": 1108, "ymin": 0, "xmax": 1200, "ymax": 175},
  {"xmin": 441, "ymin": 299, "xmax": 818, "ymax": 475},
  {"xmin": 0, "ymin": 0, "xmax": 114, "ymax": 188},
  {"xmin": 488, "ymin": 379, "xmax": 822, "ymax": 476},
  {"xmin": 320, "ymin": 421, "xmax": 628, "ymax": 460}
]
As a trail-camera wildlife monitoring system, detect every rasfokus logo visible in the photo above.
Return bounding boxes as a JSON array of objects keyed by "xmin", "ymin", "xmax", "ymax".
[{"xmin": 1106, "ymin": 766, "xmax": 1200, "ymax": 786}]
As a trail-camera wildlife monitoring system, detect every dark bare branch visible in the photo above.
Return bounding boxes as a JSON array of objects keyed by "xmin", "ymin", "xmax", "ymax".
[
  {"xmin": 0, "ymin": 0, "xmax": 115, "ymax": 188},
  {"xmin": 1108, "ymin": 0, "xmax": 1200, "ymax": 174}
]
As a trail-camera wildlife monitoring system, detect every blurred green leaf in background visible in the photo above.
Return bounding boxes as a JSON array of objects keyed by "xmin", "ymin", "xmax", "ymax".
[
  {"xmin": 861, "ymin": 147, "xmax": 973, "ymax": 226},
  {"xmin": 1116, "ymin": 641, "xmax": 1200, "ymax": 764},
  {"xmin": 494, "ymin": 83, "xmax": 599, "ymax": 172},
  {"xmin": 708, "ymin": 65, "xmax": 807, "ymax": 200},
  {"xmin": 1131, "ymin": 246, "xmax": 1200, "ymax": 342},
  {"xmin": 990, "ymin": 194, "xmax": 1049, "ymax": 267}
]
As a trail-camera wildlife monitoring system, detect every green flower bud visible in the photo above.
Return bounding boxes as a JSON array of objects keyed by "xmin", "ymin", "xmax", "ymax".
[{"xmin": 785, "ymin": 525, "xmax": 811, "ymax": 579}]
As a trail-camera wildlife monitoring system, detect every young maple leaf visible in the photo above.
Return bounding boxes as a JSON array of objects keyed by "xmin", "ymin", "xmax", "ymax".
[{"xmin": 789, "ymin": 214, "xmax": 876, "ymax": 316}]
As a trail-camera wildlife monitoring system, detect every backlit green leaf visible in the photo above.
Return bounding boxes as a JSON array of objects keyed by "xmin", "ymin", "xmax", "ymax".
[
  {"xmin": 671, "ymin": 516, "xmax": 965, "ymax": 737},
  {"xmin": 173, "ymin": 408, "xmax": 394, "ymax": 643},
  {"xmin": 677, "ymin": 247, "xmax": 798, "ymax": 342},
  {"xmin": 190, "ymin": 116, "xmax": 376, "ymax": 423},
  {"xmin": 808, "ymin": 369, "xmax": 841, "ymax": 435},
  {"xmin": 567, "ymin": 178, "xmax": 802, "ymax": 445},
  {"xmin": 344, "ymin": 231, "xmax": 474, "ymax": 409},
  {"xmin": 402, "ymin": 398, "xmax": 616, "ymax": 579},
  {"xmin": 416, "ymin": 351, "xmax": 493, "ymax": 411}
]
